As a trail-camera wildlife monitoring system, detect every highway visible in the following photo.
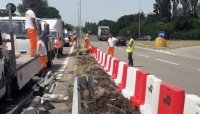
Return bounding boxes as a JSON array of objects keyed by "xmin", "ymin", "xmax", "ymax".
[{"xmin": 89, "ymin": 34, "xmax": 200, "ymax": 96}]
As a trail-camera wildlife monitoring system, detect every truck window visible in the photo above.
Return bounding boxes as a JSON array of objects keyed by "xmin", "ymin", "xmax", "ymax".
[
  {"xmin": 51, "ymin": 31, "xmax": 57, "ymax": 38},
  {"xmin": 101, "ymin": 28, "xmax": 109, "ymax": 35},
  {"xmin": 0, "ymin": 20, "xmax": 28, "ymax": 39}
]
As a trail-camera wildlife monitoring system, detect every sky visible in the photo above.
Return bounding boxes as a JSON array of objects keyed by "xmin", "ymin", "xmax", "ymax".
[{"xmin": 0, "ymin": 0, "xmax": 155, "ymax": 26}]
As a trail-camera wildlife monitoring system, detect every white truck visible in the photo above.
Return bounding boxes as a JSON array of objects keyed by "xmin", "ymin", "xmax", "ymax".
[
  {"xmin": 97, "ymin": 26, "xmax": 110, "ymax": 41},
  {"xmin": 0, "ymin": 4, "xmax": 54, "ymax": 99},
  {"xmin": 63, "ymin": 28, "xmax": 70, "ymax": 47},
  {"xmin": 41, "ymin": 18, "xmax": 69, "ymax": 47}
]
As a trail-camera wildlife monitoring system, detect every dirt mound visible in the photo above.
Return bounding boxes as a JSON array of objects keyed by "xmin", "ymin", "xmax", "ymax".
[{"xmin": 77, "ymin": 54, "xmax": 140, "ymax": 114}]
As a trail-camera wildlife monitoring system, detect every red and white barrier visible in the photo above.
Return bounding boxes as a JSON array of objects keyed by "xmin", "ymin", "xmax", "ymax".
[
  {"xmin": 114, "ymin": 62, "xmax": 126, "ymax": 85},
  {"xmin": 98, "ymin": 51, "xmax": 104, "ymax": 64},
  {"xmin": 104, "ymin": 55, "xmax": 112, "ymax": 71},
  {"xmin": 101, "ymin": 54, "xmax": 108, "ymax": 68},
  {"xmin": 140, "ymin": 75, "xmax": 162, "ymax": 114},
  {"xmin": 122, "ymin": 67, "xmax": 139, "ymax": 100},
  {"xmin": 95, "ymin": 49, "xmax": 100, "ymax": 61},
  {"xmin": 97, "ymin": 51, "xmax": 102, "ymax": 64},
  {"xmin": 105, "ymin": 57, "xmax": 115, "ymax": 73},
  {"xmin": 118, "ymin": 63, "xmax": 129, "ymax": 92},
  {"xmin": 91, "ymin": 46, "xmax": 97, "ymax": 55},
  {"xmin": 183, "ymin": 94, "xmax": 200, "ymax": 114},
  {"xmin": 100, "ymin": 53, "xmax": 106, "ymax": 66},
  {"xmin": 93, "ymin": 48, "xmax": 200, "ymax": 114},
  {"xmin": 107, "ymin": 58, "xmax": 117, "ymax": 75},
  {"xmin": 158, "ymin": 83, "xmax": 185, "ymax": 114},
  {"xmin": 111, "ymin": 59, "xmax": 120, "ymax": 79},
  {"xmin": 131, "ymin": 70, "xmax": 150, "ymax": 108}
]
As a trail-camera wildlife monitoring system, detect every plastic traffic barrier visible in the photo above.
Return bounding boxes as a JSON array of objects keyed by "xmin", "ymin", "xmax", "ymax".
[
  {"xmin": 118, "ymin": 63, "xmax": 129, "ymax": 92},
  {"xmin": 104, "ymin": 55, "xmax": 112, "ymax": 71},
  {"xmin": 105, "ymin": 57, "xmax": 115, "ymax": 73},
  {"xmin": 102, "ymin": 54, "xmax": 108, "ymax": 68},
  {"xmin": 95, "ymin": 49, "xmax": 100, "ymax": 61},
  {"xmin": 114, "ymin": 62, "xmax": 126, "ymax": 84},
  {"xmin": 111, "ymin": 59, "xmax": 120, "ymax": 79},
  {"xmin": 140, "ymin": 75, "xmax": 162, "ymax": 114},
  {"xmin": 100, "ymin": 53, "xmax": 106, "ymax": 66},
  {"xmin": 91, "ymin": 46, "xmax": 97, "ymax": 55},
  {"xmin": 110, "ymin": 59, "xmax": 120, "ymax": 78},
  {"xmin": 130, "ymin": 70, "xmax": 149, "ymax": 108},
  {"xmin": 122, "ymin": 67, "xmax": 139, "ymax": 100},
  {"xmin": 183, "ymin": 94, "xmax": 200, "ymax": 114},
  {"xmin": 98, "ymin": 51, "xmax": 103, "ymax": 64},
  {"xmin": 157, "ymin": 83, "xmax": 185, "ymax": 114},
  {"xmin": 107, "ymin": 58, "xmax": 117, "ymax": 75}
]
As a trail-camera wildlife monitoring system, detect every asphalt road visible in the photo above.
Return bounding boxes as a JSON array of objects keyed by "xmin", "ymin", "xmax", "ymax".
[
  {"xmin": 89, "ymin": 34, "xmax": 200, "ymax": 96},
  {"xmin": 0, "ymin": 46, "xmax": 72, "ymax": 114}
]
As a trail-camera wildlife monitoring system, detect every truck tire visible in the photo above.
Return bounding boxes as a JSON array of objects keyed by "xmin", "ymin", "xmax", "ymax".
[
  {"xmin": 22, "ymin": 78, "xmax": 33, "ymax": 91},
  {"xmin": 47, "ymin": 53, "xmax": 53, "ymax": 68}
]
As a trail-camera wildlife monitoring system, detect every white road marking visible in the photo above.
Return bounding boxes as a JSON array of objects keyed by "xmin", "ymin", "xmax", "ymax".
[
  {"xmin": 138, "ymin": 54, "xmax": 149, "ymax": 57},
  {"xmin": 197, "ymin": 69, "xmax": 200, "ymax": 71},
  {"xmin": 135, "ymin": 46, "xmax": 200, "ymax": 60},
  {"xmin": 156, "ymin": 59, "xmax": 179, "ymax": 65},
  {"xmin": 53, "ymin": 45, "xmax": 74, "ymax": 93}
]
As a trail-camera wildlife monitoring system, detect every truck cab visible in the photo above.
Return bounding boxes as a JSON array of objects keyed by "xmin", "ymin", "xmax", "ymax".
[{"xmin": 98, "ymin": 26, "xmax": 109, "ymax": 41}]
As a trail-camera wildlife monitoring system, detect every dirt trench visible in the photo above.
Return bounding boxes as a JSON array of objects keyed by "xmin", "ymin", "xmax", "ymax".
[{"xmin": 75, "ymin": 54, "xmax": 141, "ymax": 114}]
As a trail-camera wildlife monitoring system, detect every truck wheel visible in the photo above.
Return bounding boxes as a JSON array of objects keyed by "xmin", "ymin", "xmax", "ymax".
[
  {"xmin": 47, "ymin": 54, "xmax": 52, "ymax": 68},
  {"xmin": 22, "ymin": 78, "xmax": 33, "ymax": 91}
]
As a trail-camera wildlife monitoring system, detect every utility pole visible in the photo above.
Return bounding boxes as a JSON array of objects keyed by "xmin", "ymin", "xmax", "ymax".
[
  {"xmin": 80, "ymin": 0, "xmax": 81, "ymax": 34},
  {"xmin": 139, "ymin": 0, "xmax": 141, "ymax": 39},
  {"xmin": 77, "ymin": 2, "xmax": 80, "ymax": 48}
]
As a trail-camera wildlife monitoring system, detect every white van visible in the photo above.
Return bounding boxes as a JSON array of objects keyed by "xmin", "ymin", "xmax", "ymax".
[{"xmin": 64, "ymin": 29, "xmax": 70, "ymax": 47}]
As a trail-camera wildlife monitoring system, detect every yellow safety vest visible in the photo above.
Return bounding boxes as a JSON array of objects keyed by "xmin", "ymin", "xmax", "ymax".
[{"xmin": 126, "ymin": 39, "xmax": 134, "ymax": 53}]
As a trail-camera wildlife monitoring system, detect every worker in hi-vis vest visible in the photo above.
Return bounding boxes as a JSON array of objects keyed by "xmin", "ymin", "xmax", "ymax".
[
  {"xmin": 126, "ymin": 34, "xmax": 134, "ymax": 67},
  {"xmin": 55, "ymin": 36, "xmax": 62, "ymax": 58},
  {"xmin": 84, "ymin": 33, "xmax": 91, "ymax": 53},
  {"xmin": 70, "ymin": 35, "xmax": 75, "ymax": 45},
  {"xmin": 25, "ymin": 2, "xmax": 38, "ymax": 57}
]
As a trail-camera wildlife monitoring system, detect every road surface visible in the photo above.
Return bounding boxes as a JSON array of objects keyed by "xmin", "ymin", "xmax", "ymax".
[{"xmin": 88, "ymin": 34, "xmax": 200, "ymax": 96}]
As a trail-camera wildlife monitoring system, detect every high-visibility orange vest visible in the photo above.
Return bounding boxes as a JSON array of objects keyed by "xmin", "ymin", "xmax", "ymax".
[
  {"xmin": 85, "ymin": 37, "xmax": 90, "ymax": 45},
  {"xmin": 56, "ymin": 39, "xmax": 62, "ymax": 49}
]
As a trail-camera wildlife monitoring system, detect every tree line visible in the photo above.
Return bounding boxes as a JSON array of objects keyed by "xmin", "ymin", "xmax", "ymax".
[
  {"xmin": 83, "ymin": 0, "xmax": 200, "ymax": 40},
  {"xmin": 0, "ymin": 0, "xmax": 74, "ymax": 31}
]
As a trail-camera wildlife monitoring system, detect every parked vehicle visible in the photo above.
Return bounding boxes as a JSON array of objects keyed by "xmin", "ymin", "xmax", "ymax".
[
  {"xmin": 63, "ymin": 28, "xmax": 70, "ymax": 47},
  {"xmin": 115, "ymin": 36, "xmax": 126, "ymax": 46},
  {"xmin": 0, "ymin": 8, "xmax": 53, "ymax": 99},
  {"xmin": 138, "ymin": 35, "xmax": 153, "ymax": 41},
  {"xmin": 97, "ymin": 26, "xmax": 109, "ymax": 41}
]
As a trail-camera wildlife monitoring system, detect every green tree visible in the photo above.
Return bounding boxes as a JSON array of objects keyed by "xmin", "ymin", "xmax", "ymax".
[
  {"xmin": 17, "ymin": 0, "xmax": 48, "ymax": 18},
  {"xmin": 45, "ymin": 6, "xmax": 61, "ymax": 18},
  {"xmin": 64, "ymin": 23, "xmax": 74, "ymax": 31}
]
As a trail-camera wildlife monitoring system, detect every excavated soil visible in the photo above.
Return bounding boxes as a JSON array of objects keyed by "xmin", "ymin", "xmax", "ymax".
[{"xmin": 75, "ymin": 54, "xmax": 140, "ymax": 114}]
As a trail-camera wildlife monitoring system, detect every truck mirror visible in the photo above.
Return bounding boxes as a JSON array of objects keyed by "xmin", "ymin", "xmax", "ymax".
[
  {"xmin": 44, "ymin": 24, "xmax": 50, "ymax": 35},
  {"xmin": 0, "ymin": 30, "xmax": 2, "ymax": 45},
  {"xmin": 6, "ymin": 3, "xmax": 16, "ymax": 14}
]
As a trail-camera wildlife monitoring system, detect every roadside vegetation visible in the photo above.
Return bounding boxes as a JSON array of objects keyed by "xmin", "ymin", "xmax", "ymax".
[{"xmin": 83, "ymin": 0, "xmax": 200, "ymax": 41}]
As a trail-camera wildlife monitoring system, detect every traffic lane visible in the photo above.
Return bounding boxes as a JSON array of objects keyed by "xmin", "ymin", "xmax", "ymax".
[
  {"xmin": 90, "ymin": 36, "xmax": 200, "ymax": 96},
  {"xmin": 117, "ymin": 45, "xmax": 200, "ymax": 71}
]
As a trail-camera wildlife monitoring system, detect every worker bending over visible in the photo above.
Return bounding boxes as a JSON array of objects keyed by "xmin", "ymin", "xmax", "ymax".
[
  {"xmin": 25, "ymin": 2, "xmax": 38, "ymax": 57},
  {"xmin": 35, "ymin": 34, "xmax": 47, "ymax": 77},
  {"xmin": 70, "ymin": 35, "xmax": 75, "ymax": 45},
  {"xmin": 54, "ymin": 36, "xmax": 62, "ymax": 58},
  {"xmin": 107, "ymin": 33, "xmax": 118, "ymax": 57},
  {"xmin": 84, "ymin": 33, "xmax": 91, "ymax": 53}
]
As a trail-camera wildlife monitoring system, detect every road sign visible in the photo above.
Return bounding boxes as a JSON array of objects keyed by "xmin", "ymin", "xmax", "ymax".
[
  {"xmin": 158, "ymin": 31, "xmax": 165, "ymax": 38},
  {"xmin": 6, "ymin": 3, "xmax": 16, "ymax": 14}
]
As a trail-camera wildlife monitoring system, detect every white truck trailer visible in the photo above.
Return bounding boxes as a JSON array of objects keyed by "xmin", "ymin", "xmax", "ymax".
[
  {"xmin": 97, "ymin": 26, "xmax": 110, "ymax": 41},
  {"xmin": 0, "ymin": 3, "xmax": 54, "ymax": 99}
]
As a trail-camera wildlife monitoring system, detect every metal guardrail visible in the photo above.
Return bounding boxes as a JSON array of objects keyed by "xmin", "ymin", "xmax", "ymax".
[
  {"xmin": 72, "ymin": 75, "xmax": 94, "ymax": 114},
  {"xmin": 72, "ymin": 77, "xmax": 81, "ymax": 114}
]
